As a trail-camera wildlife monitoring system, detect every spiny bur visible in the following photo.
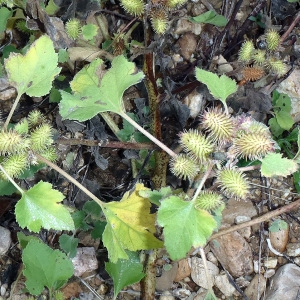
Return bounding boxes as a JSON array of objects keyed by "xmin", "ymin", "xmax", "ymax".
[
  {"xmin": 217, "ymin": 168, "xmax": 249, "ymax": 199},
  {"xmin": 169, "ymin": 154, "xmax": 199, "ymax": 180},
  {"xmin": 179, "ymin": 129, "xmax": 214, "ymax": 162}
]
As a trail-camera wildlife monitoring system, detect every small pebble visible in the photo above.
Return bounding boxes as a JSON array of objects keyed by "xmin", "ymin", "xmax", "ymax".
[
  {"xmin": 159, "ymin": 291, "xmax": 175, "ymax": 300},
  {"xmin": 264, "ymin": 269, "xmax": 276, "ymax": 278},
  {"xmin": 0, "ymin": 284, "xmax": 7, "ymax": 297}
]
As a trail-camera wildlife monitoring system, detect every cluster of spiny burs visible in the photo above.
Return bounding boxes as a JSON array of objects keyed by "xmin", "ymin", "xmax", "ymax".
[
  {"xmin": 170, "ymin": 109, "xmax": 276, "ymax": 211},
  {"xmin": 0, "ymin": 110, "xmax": 57, "ymax": 180},
  {"xmin": 120, "ymin": 0, "xmax": 187, "ymax": 34},
  {"xmin": 238, "ymin": 29, "xmax": 287, "ymax": 81}
]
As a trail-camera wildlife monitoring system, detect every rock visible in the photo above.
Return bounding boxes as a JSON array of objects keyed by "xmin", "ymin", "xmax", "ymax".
[
  {"xmin": 222, "ymin": 198, "xmax": 257, "ymax": 225},
  {"xmin": 159, "ymin": 291, "xmax": 175, "ymax": 300},
  {"xmin": 0, "ymin": 227, "xmax": 11, "ymax": 256},
  {"xmin": 277, "ymin": 69, "xmax": 300, "ymax": 122},
  {"xmin": 206, "ymin": 252, "xmax": 218, "ymax": 265},
  {"xmin": 265, "ymin": 264, "xmax": 300, "ymax": 299},
  {"xmin": 174, "ymin": 259, "xmax": 191, "ymax": 282},
  {"xmin": 173, "ymin": 288, "xmax": 191, "ymax": 298},
  {"xmin": 269, "ymin": 221, "xmax": 289, "ymax": 254},
  {"xmin": 263, "ymin": 257, "xmax": 277, "ymax": 269},
  {"xmin": 61, "ymin": 282, "xmax": 82, "ymax": 299},
  {"xmin": 177, "ymin": 33, "xmax": 197, "ymax": 60},
  {"xmin": 183, "ymin": 89, "xmax": 205, "ymax": 118},
  {"xmin": 244, "ymin": 274, "xmax": 266, "ymax": 299},
  {"xmin": 214, "ymin": 273, "xmax": 236, "ymax": 297},
  {"xmin": 215, "ymin": 55, "xmax": 233, "ymax": 74},
  {"xmin": 156, "ymin": 263, "xmax": 178, "ymax": 291},
  {"xmin": 173, "ymin": 19, "xmax": 202, "ymax": 36},
  {"xmin": 210, "ymin": 231, "xmax": 253, "ymax": 277},
  {"xmin": 264, "ymin": 269, "xmax": 276, "ymax": 278},
  {"xmin": 190, "ymin": 257, "xmax": 219, "ymax": 289},
  {"xmin": 286, "ymin": 243, "xmax": 300, "ymax": 256},
  {"xmin": 71, "ymin": 247, "xmax": 98, "ymax": 276}
]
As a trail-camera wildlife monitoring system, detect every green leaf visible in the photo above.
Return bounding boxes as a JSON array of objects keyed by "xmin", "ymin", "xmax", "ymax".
[
  {"xmin": 0, "ymin": 178, "xmax": 17, "ymax": 195},
  {"xmin": 190, "ymin": 11, "xmax": 228, "ymax": 27},
  {"xmin": 5, "ymin": 35, "xmax": 61, "ymax": 96},
  {"xmin": 22, "ymin": 239, "xmax": 74, "ymax": 295},
  {"xmin": 82, "ymin": 24, "xmax": 98, "ymax": 41},
  {"xmin": 293, "ymin": 170, "xmax": 300, "ymax": 193},
  {"xmin": 269, "ymin": 117, "xmax": 284, "ymax": 137},
  {"xmin": 91, "ymin": 220, "xmax": 106, "ymax": 239},
  {"xmin": 275, "ymin": 93, "xmax": 292, "ymax": 112},
  {"xmin": 157, "ymin": 196, "xmax": 217, "ymax": 261},
  {"xmin": 59, "ymin": 56, "xmax": 144, "ymax": 121},
  {"xmin": 72, "ymin": 210, "xmax": 91, "ymax": 231},
  {"xmin": 17, "ymin": 232, "xmax": 40, "ymax": 249},
  {"xmin": 0, "ymin": 7, "xmax": 13, "ymax": 32},
  {"xmin": 195, "ymin": 68, "xmax": 237, "ymax": 103},
  {"xmin": 117, "ymin": 113, "xmax": 137, "ymax": 141},
  {"xmin": 15, "ymin": 181, "xmax": 75, "ymax": 233},
  {"xmin": 260, "ymin": 153, "xmax": 298, "ymax": 177},
  {"xmin": 59, "ymin": 234, "xmax": 78, "ymax": 258},
  {"xmin": 275, "ymin": 110, "xmax": 294, "ymax": 130},
  {"xmin": 269, "ymin": 219, "xmax": 288, "ymax": 232},
  {"xmin": 106, "ymin": 251, "xmax": 145, "ymax": 299},
  {"xmin": 83, "ymin": 200, "xmax": 102, "ymax": 218},
  {"xmin": 138, "ymin": 186, "xmax": 173, "ymax": 206},
  {"xmin": 102, "ymin": 183, "xmax": 163, "ymax": 263}
]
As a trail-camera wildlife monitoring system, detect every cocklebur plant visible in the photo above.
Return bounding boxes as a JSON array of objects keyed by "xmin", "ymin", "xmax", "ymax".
[
  {"xmin": 120, "ymin": 0, "xmax": 188, "ymax": 34},
  {"xmin": 238, "ymin": 29, "xmax": 288, "ymax": 79},
  {"xmin": 1, "ymin": 35, "xmax": 299, "ymax": 298}
]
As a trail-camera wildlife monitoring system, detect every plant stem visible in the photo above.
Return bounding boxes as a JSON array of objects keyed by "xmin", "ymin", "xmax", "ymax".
[
  {"xmin": 191, "ymin": 162, "xmax": 214, "ymax": 202},
  {"xmin": 100, "ymin": 112, "xmax": 121, "ymax": 137},
  {"xmin": 0, "ymin": 164, "xmax": 23, "ymax": 194},
  {"xmin": 199, "ymin": 247, "xmax": 214, "ymax": 294},
  {"xmin": 35, "ymin": 154, "xmax": 104, "ymax": 208},
  {"xmin": 4, "ymin": 93, "xmax": 21, "ymax": 129},
  {"xmin": 120, "ymin": 112, "xmax": 177, "ymax": 158}
]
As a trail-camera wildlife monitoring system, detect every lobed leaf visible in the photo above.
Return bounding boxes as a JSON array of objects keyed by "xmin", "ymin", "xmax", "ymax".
[
  {"xmin": 59, "ymin": 56, "xmax": 144, "ymax": 121},
  {"xmin": 5, "ymin": 35, "xmax": 61, "ymax": 97},
  {"xmin": 102, "ymin": 183, "xmax": 163, "ymax": 262},
  {"xmin": 15, "ymin": 181, "xmax": 74, "ymax": 232},
  {"xmin": 157, "ymin": 196, "xmax": 217, "ymax": 261}
]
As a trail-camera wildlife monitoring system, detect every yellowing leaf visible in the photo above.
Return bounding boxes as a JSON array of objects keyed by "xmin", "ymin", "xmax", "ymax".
[
  {"xmin": 5, "ymin": 35, "xmax": 61, "ymax": 97},
  {"xmin": 102, "ymin": 183, "xmax": 163, "ymax": 262},
  {"xmin": 15, "ymin": 181, "xmax": 74, "ymax": 233}
]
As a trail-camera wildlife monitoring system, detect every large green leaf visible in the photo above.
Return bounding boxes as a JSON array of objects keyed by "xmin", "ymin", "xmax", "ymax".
[
  {"xmin": 261, "ymin": 153, "xmax": 298, "ymax": 177},
  {"xmin": 106, "ymin": 251, "xmax": 145, "ymax": 299},
  {"xmin": 102, "ymin": 183, "xmax": 163, "ymax": 263},
  {"xmin": 15, "ymin": 181, "xmax": 74, "ymax": 232},
  {"xmin": 22, "ymin": 239, "xmax": 73, "ymax": 295},
  {"xmin": 59, "ymin": 56, "xmax": 145, "ymax": 121},
  {"xmin": 5, "ymin": 35, "xmax": 61, "ymax": 96},
  {"xmin": 157, "ymin": 196, "xmax": 217, "ymax": 261},
  {"xmin": 195, "ymin": 68, "xmax": 237, "ymax": 103}
]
